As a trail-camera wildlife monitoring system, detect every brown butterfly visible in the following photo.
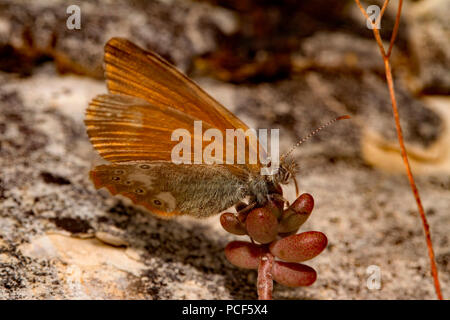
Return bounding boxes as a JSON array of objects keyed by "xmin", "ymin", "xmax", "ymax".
[{"xmin": 85, "ymin": 38, "xmax": 348, "ymax": 218}]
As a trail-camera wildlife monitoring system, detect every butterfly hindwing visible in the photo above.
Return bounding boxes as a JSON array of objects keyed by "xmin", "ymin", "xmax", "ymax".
[{"xmin": 90, "ymin": 162, "xmax": 252, "ymax": 218}]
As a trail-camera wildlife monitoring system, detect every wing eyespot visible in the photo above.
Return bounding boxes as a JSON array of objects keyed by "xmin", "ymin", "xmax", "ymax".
[
  {"xmin": 140, "ymin": 164, "xmax": 150, "ymax": 169},
  {"xmin": 114, "ymin": 169, "xmax": 125, "ymax": 175},
  {"xmin": 135, "ymin": 188, "xmax": 146, "ymax": 195},
  {"xmin": 111, "ymin": 176, "xmax": 121, "ymax": 181},
  {"xmin": 153, "ymin": 199, "xmax": 162, "ymax": 206}
]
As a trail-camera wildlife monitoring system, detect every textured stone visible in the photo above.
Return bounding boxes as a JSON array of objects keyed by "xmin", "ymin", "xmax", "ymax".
[
  {"xmin": 407, "ymin": 0, "xmax": 450, "ymax": 94},
  {"xmin": 0, "ymin": 0, "xmax": 449, "ymax": 300}
]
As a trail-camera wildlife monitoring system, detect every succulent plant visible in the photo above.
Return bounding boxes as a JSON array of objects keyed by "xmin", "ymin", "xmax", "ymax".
[{"xmin": 221, "ymin": 192, "xmax": 327, "ymax": 300}]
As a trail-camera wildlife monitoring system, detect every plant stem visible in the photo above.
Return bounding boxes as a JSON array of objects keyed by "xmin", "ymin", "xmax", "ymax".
[
  {"xmin": 257, "ymin": 252, "xmax": 274, "ymax": 300},
  {"xmin": 383, "ymin": 58, "xmax": 443, "ymax": 300},
  {"xmin": 354, "ymin": 0, "xmax": 443, "ymax": 300}
]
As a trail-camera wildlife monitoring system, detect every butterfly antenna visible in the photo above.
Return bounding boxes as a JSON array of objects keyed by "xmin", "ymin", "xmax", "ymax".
[{"xmin": 281, "ymin": 115, "xmax": 351, "ymax": 161}]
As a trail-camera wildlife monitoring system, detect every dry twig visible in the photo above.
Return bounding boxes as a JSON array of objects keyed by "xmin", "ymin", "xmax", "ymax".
[{"xmin": 354, "ymin": 0, "xmax": 443, "ymax": 300}]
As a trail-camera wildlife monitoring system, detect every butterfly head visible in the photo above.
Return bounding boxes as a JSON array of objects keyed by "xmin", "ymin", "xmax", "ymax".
[
  {"xmin": 260, "ymin": 158, "xmax": 299, "ymax": 199},
  {"xmin": 273, "ymin": 159, "xmax": 297, "ymax": 185},
  {"xmin": 263, "ymin": 157, "xmax": 297, "ymax": 191}
]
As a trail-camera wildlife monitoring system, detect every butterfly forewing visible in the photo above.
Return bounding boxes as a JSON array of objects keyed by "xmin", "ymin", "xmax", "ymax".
[
  {"xmin": 103, "ymin": 38, "xmax": 265, "ymax": 167},
  {"xmin": 105, "ymin": 38, "xmax": 245, "ymax": 130}
]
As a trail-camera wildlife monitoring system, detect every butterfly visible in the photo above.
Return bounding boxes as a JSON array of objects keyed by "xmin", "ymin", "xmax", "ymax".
[{"xmin": 85, "ymin": 38, "xmax": 348, "ymax": 218}]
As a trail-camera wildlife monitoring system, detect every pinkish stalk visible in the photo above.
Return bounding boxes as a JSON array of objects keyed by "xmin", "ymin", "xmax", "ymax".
[{"xmin": 257, "ymin": 252, "xmax": 274, "ymax": 300}]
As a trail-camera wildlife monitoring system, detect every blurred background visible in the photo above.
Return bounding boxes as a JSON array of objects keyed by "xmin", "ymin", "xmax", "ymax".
[{"xmin": 0, "ymin": 0, "xmax": 448, "ymax": 299}]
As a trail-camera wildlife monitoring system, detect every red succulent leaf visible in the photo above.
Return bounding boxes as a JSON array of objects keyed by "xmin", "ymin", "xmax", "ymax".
[
  {"xmin": 292, "ymin": 193, "xmax": 314, "ymax": 214},
  {"xmin": 246, "ymin": 207, "xmax": 279, "ymax": 244},
  {"xmin": 265, "ymin": 198, "xmax": 285, "ymax": 219},
  {"xmin": 278, "ymin": 193, "xmax": 314, "ymax": 234},
  {"xmin": 220, "ymin": 212, "xmax": 247, "ymax": 235},
  {"xmin": 225, "ymin": 241, "xmax": 267, "ymax": 269},
  {"xmin": 269, "ymin": 231, "xmax": 327, "ymax": 262},
  {"xmin": 272, "ymin": 261, "xmax": 317, "ymax": 287}
]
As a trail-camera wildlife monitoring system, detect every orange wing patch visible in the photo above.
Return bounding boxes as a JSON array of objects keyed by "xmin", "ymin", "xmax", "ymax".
[
  {"xmin": 85, "ymin": 94, "xmax": 212, "ymax": 163},
  {"xmin": 104, "ymin": 37, "xmax": 249, "ymax": 133}
]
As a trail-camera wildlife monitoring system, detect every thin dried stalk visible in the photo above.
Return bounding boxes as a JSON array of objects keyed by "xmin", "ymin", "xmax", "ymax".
[{"xmin": 355, "ymin": 0, "xmax": 443, "ymax": 300}]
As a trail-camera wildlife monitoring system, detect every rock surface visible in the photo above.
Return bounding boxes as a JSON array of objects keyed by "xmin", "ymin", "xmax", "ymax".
[{"xmin": 0, "ymin": 0, "xmax": 449, "ymax": 299}]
